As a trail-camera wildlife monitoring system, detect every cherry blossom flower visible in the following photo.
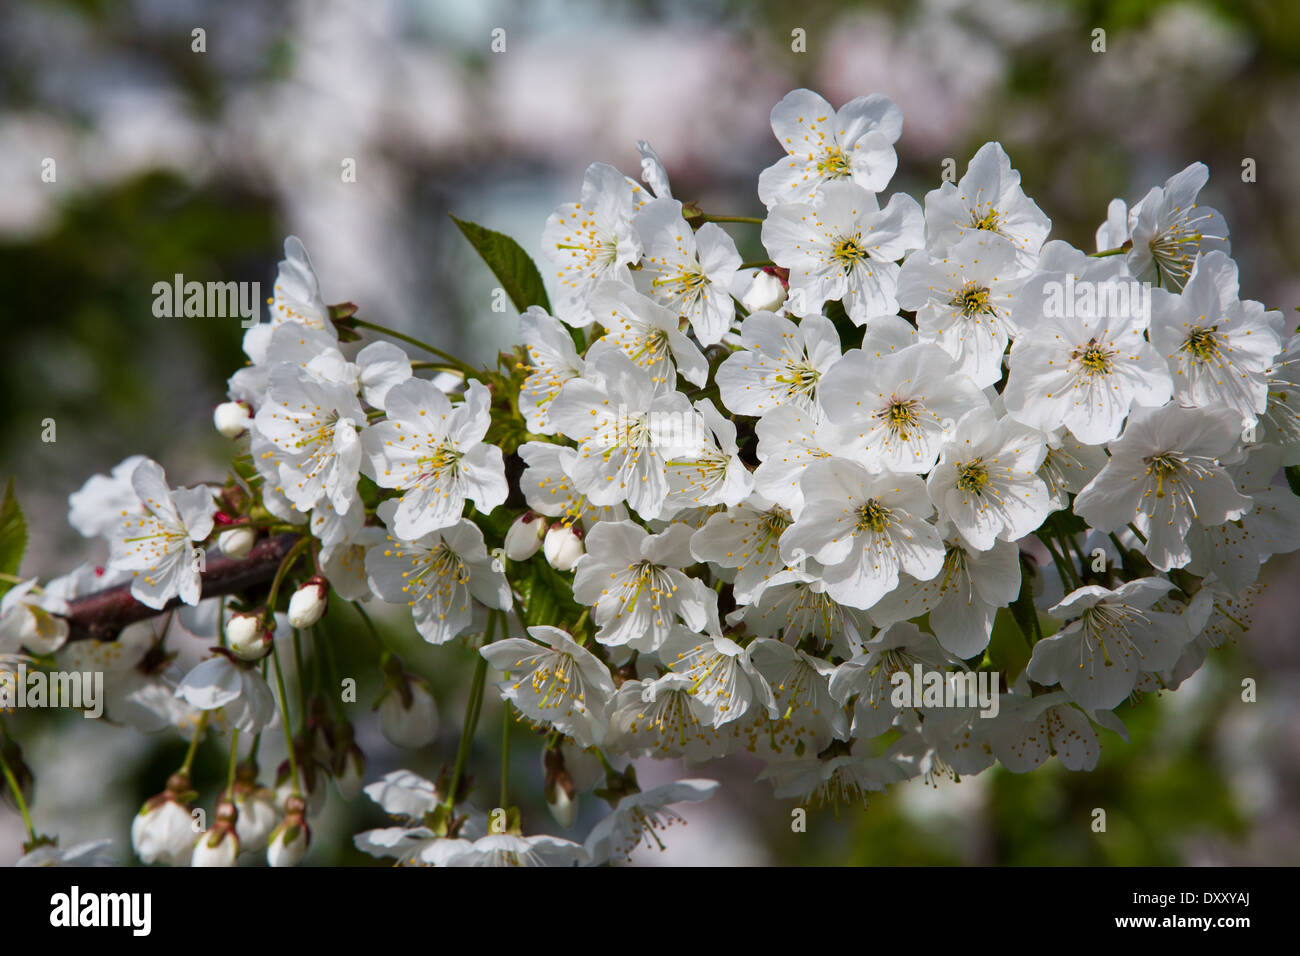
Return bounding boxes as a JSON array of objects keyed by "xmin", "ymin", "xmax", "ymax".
[
  {"xmin": 1073, "ymin": 403, "xmax": 1250, "ymax": 571},
  {"xmin": 922, "ymin": 142, "xmax": 1051, "ymax": 266},
  {"xmin": 107, "ymin": 459, "xmax": 217, "ymax": 609},
  {"xmin": 361, "ymin": 378, "xmax": 507, "ymax": 539},
  {"xmin": 541, "ymin": 163, "xmax": 644, "ymax": 325},
  {"xmin": 633, "ymin": 198, "xmax": 741, "ymax": 346},
  {"xmin": 763, "ymin": 181, "xmax": 924, "ymax": 324},
  {"xmin": 757, "ymin": 88, "xmax": 902, "ymax": 208},
  {"xmin": 715, "ymin": 311, "xmax": 843, "ymax": 416}
]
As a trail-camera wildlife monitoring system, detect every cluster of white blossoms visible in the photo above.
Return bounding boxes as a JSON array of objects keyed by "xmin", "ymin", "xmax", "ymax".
[{"xmin": 6, "ymin": 88, "xmax": 1300, "ymax": 867}]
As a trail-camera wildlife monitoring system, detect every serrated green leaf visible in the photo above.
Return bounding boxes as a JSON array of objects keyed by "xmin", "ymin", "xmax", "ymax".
[
  {"xmin": 0, "ymin": 479, "xmax": 27, "ymax": 597},
  {"xmin": 451, "ymin": 216, "xmax": 551, "ymax": 314}
]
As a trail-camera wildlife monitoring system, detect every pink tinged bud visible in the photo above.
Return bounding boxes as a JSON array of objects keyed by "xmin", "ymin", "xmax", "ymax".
[
  {"xmin": 217, "ymin": 526, "xmax": 257, "ymax": 559},
  {"xmin": 543, "ymin": 524, "xmax": 585, "ymax": 572},
  {"xmin": 226, "ymin": 611, "xmax": 272, "ymax": 662},
  {"xmin": 378, "ymin": 680, "xmax": 439, "ymax": 749},
  {"xmin": 287, "ymin": 577, "xmax": 329, "ymax": 629},
  {"xmin": 504, "ymin": 512, "xmax": 547, "ymax": 561},
  {"xmin": 742, "ymin": 270, "xmax": 788, "ymax": 313},
  {"xmin": 213, "ymin": 401, "xmax": 252, "ymax": 439}
]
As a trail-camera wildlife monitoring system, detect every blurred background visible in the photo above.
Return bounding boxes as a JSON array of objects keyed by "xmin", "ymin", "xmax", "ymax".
[{"xmin": 2, "ymin": 0, "xmax": 1299, "ymax": 865}]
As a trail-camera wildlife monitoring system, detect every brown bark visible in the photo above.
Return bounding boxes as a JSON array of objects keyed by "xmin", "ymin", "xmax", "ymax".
[{"xmin": 61, "ymin": 532, "xmax": 301, "ymax": 643}]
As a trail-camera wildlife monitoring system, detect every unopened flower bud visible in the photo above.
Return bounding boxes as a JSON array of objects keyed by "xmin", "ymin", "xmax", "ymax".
[
  {"xmin": 332, "ymin": 721, "xmax": 366, "ymax": 801},
  {"xmin": 378, "ymin": 672, "xmax": 439, "ymax": 749},
  {"xmin": 504, "ymin": 512, "xmax": 547, "ymax": 561},
  {"xmin": 232, "ymin": 764, "xmax": 279, "ymax": 852},
  {"xmin": 267, "ymin": 807, "xmax": 310, "ymax": 868},
  {"xmin": 742, "ymin": 268, "xmax": 788, "ymax": 313},
  {"xmin": 131, "ymin": 773, "xmax": 198, "ymax": 866},
  {"xmin": 543, "ymin": 747, "xmax": 578, "ymax": 828},
  {"xmin": 544, "ymin": 523, "xmax": 584, "ymax": 572},
  {"xmin": 287, "ymin": 576, "xmax": 329, "ymax": 629},
  {"xmin": 213, "ymin": 401, "xmax": 252, "ymax": 439},
  {"xmin": 226, "ymin": 611, "xmax": 272, "ymax": 662},
  {"xmin": 191, "ymin": 801, "xmax": 239, "ymax": 867},
  {"xmin": 218, "ymin": 526, "xmax": 257, "ymax": 559}
]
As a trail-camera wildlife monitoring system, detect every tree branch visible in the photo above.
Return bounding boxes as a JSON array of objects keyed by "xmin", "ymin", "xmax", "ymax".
[{"xmin": 61, "ymin": 532, "xmax": 302, "ymax": 643}]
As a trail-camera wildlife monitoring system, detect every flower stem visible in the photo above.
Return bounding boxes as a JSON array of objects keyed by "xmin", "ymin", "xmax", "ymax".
[
  {"xmin": 499, "ymin": 701, "xmax": 511, "ymax": 810},
  {"xmin": 0, "ymin": 741, "xmax": 35, "ymax": 844},
  {"xmin": 292, "ymin": 628, "xmax": 308, "ymax": 734},
  {"xmin": 179, "ymin": 711, "xmax": 210, "ymax": 775},
  {"xmin": 264, "ymin": 536, "xmax": 311, "ymax": 627},
  {"xmin": 351, "ymin": 600, "xmax": 386, "ymax": 652},
  {"xmin": 703, "ymin": 215, "xmax": 764, "ymax": 225},
  {"xmin": 271, "ymin": 640, "xmax": 301, "ymax": 796},
  {"xmin": 225, "ymin": 728, "xmax": 241, "ymax": 798},
  {"xmin": 350, "ymin": 319, "xmax": 476, "ymax": 375},
  {"xmin": 444, "ymin": 612, "xmax": 497, "ymax": 809},
  {"xmin": 739, "ymin": 259, "xmax": 775, "ymax": 270}
]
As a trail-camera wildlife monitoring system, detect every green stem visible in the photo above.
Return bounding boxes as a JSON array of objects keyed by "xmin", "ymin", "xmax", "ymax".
[
  {"xmin": 352, "ymin": 601, "xmax": 386, "ymax": 652},
  {"xmin": 702, "ymin": 215, "xmax": 764, "ymax": 225},
  {"xmin": 271, "ymin": 641, "xmax": 301, "ymax": 796},
  {"xmin": 739, "ymin": 259, "xmax": 775, "ymax": 270},
  {"xmin": 444, "ymin": 612, "xmax": 498, "ymax": 809},
  {"xmin": 1039, "ymin": 536, "xmax": 1077, "ymax": 593},
  {"xmin": 264, "ymin": 536, "xmax": 311, "ymax": 626},
  {"xmin": 179, "ymin": 711, "xmax": 210, "ymax": 775},
  {"xmin": 350, "ymin": 319, "xmax": 476, "ymax": 375},
  {"xmin": 292, "ymin": 628, "xmax": 308, "ymax": 733},
  {"xmin": 500, "ymin": 698, "xmax": 512, "ymax": 811},
  {"xmin": 410, "ymin": 361, "xmax": 467, "ymax": 375},
  {"xmin": 0, "ymin": 743, "xmax": 35, "ymax": 843},
  {"xmin": 225, "ymin": 729, "xmax": 241, "ymax": 798},
  {"xmin": 1089, "ymin": 246, "xmax": 1128, "ymax": 258}
]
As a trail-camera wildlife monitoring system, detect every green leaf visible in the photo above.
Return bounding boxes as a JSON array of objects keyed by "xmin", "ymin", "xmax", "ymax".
[
  {"xmin": 0, "ymin": 479, "xmax": 27, "ymax": 597},
  {"xmin": 1287, "ymin": 465, "xmax": 1300, "ymax": 498},
  {"xmin": 512, "ymin": 559, "xmax": 582, "ymax": 630},
  {"xmin": 450, "ymin": 216, "xmax": 551, "ymax": 314},
  {"xmin": 987, "ymin": 608, "xmax": 1031, "ymax": 685}
]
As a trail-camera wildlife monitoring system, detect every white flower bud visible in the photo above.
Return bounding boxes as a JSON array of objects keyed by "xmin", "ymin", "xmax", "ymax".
[
  {"xmin": 543, "ymin": 524, "xmax": 585, "ymax": 572},
  {"xmin": 379, "ymin": 680, "xmax": 439, "ymax": 749},
  {"xmin": 741, "ymin": 270, "xmax": 787, "ymax": 313},
  {"xmin": 547, "ymin": 784, "xmax": 578, "ymax": 829},
  {"xmin": 131, "ymin": 794, "xmax": 196, "ymax": 866},
  {"xmin": 267, "ymin": 818, "xmax": 310, "ymax": 867},
  {"xmin": 217, "ymin": 526, "xmax": 257, "ymax": 559},
  {"xmin": 287, "ymin": 577, "xmax": 329, "ymax": 629},
  {"xmin": 335, "ymin": 751, "xmax": 365, "ymax": 802},
  {"xmin": 504, "ymin": 512, "xmax": 547, "ymax": 561},
  {"xmin": 213, "ymin": 401, "xmax": 252, "ymax": 439},
  {"xmin": 191, "ymin": 828, "xmax": 238, "ymax": 867},
  {"xmin": 226, "ymin": 611, "xmax": 271, "ymax": 662},
  {"xmin": 234, "ymin": 788, "xmax": 279, "ymax": 852}
]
